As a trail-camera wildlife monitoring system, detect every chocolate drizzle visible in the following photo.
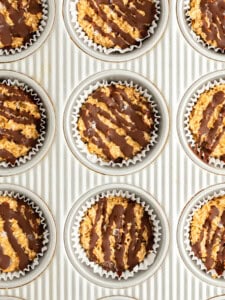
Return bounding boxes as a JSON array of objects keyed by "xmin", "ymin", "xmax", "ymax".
[
  {"xmin": 0, "ymin": 0, "xmax": 43, "ymax": 49},
  {"xmin": 80, "ymin": 197, "xmax": 154, "ymax": 275},
  {"xmin": 0, "ymin": 197, "xmax": 44, "ymax": 272},
  {"xmin": 199, "ymin": 0, "xmax": 225, "ymax": 49},
  {"xmin": 191, "ymin": 90, "xmax": 225, "ymax": 163},
  {"xmin": 78, "ymin": 84, "xmax": 154, "ymax": 162},
  {"xmin": 191, "ymin": 200, "xmax": 225, "ymax": 276},
  {"xmin": 0, "ymin": 83, "xmax": 41, "ymax": 164},
  {"xmin": 77, "ymin": 0, "xmax": 156, "ymax": 49}
]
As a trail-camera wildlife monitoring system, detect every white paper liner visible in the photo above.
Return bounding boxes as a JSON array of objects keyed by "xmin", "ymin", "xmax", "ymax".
[
  {"xmin": 0, "ymin": 78, "xmax": 47, "ymax": 169},
  {"xmin": 184, "ymin": 0, "xmax": 225, "ymax": 54},
  {"xmin": 71, "ymin": 189, "xmax": 161, "ymax": 280},
  {"xmin": 0, "ymin": 190, "xmax": 49, "ymax": 281},
  {"xmin": 184, "ymin": 189, "xmax": 225, "ymax": 279},
  {"xmin": 71, "ymin": 80, "xmax": 160, "ymax": 168},
  {"xmin": 184, "ymin": 78, "xmax": 225, "ymax": 169},
  {"xmin": 0, "ymin": 0, "xmax": 48, "ymax": 57},
  {"xmin": 69, "ymin": 0, "xmax": 161, "ymax": 54}
]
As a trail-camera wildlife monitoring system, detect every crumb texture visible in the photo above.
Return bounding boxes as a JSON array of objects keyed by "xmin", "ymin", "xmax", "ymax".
[
  {"xmin": 190, "ymin": 196, "xmax": 225, "ymax": 278},
  {"xmin": 79, "ymin": 196, "xmax": 154, "ymax": 275},
  {"xmin": 0, "ymin": 0, "xmax": 43, "ymax": 49},
  {"xmin": 0, "ymin": 83, "xmax": 41, "ymax": 164},
  {"xmin": 189, "ymin": 84, "xmax": 225, "ymax": 163},
  {"xmin": 189, "ymin": 0, "xmax": 225, "ymax": 49},
  {"xmin": 77, "ymin": 84, "xmax": 154, "ymax": 163},
  {"xmin": 76, "ymin": 0, "xmax": 156, "ymax": 49},
  {"xmin": 0, "ymin": 196, "xmax": 44, "ymax": 273}
]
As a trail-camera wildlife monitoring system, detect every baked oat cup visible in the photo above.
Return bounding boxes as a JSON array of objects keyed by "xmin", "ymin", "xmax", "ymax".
[
  {"xmin": 177, "ymin": 70, "xmax": 225, "ymax": 175},
  {"xmin": 64, "ymin": 183, "xmax": 169, "ymax": 288},
  {"xmin": 0, "ymin": 183, "xmax": 56, "ymax": 289},
  {"xmin": 0, "ymin": 0, "xmax": 55, "ymax": 63},
  {"xmin": 177, "ymin": 183, "xmax": 225, "ymax": 288},
  {"xmin": 63, "ymin": 69, "xmax": 169, "ymax": 176},
  {"xmin": 177, "ymin": 0, "xmax": 225, "ymax": 61},
  {"xmin": 0, "ymin": 70, "xmax": 55, "ymax": 176},
  {"xmin": 62, "ymin": 0, "xmax": 169, "ymax": 62}
]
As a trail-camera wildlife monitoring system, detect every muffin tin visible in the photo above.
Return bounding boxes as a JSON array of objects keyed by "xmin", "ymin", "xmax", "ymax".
[{"xmin": 2, "ymin": 0, "xmax": 225, "ymax": 299}]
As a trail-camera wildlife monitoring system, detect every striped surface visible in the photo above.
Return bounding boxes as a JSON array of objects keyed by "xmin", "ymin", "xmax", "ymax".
[{"xmin": 0, "ymin": 0, "xmax": 225, "ymax": 299}]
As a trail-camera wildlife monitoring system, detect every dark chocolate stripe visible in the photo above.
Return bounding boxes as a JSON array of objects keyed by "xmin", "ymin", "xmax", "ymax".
[
  {"xmin": 89, "ymin": 198, "xmax": 106, "ymax": 261},
  {"xmin": 198, "ymin": 91, "xmax": 225, "ymax": 138},
  {"xmin": 0, "ymin": 148, "xmax": 16, "ymax": 164},
  {"xmin": 0, "ymin": 128, "xmax": 37, "ymax": 148},
  {"xmin": 0, "ymin": 245, "xmax": 10, "ymax": 270},
  {"xmin": 0, "ymin": 106, "xmax": 40, "ymax": 127}
]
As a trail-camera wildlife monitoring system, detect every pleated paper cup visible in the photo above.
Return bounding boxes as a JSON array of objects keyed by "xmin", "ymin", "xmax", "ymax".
[
  {"xmin": 63, "ymin": 69, "xmax": 169, "ymax": 176},
  {"xmin": 177, "ymin": 183, "xmax": 225, "ymax": 288},
  {"xmin": 0, "ymin": 184, "xmax": 56, "ymax": 289},
  {"xmin": 0, "ymin": 0, "xmax": 55, "ymax": 63},
  {"xmin": 63, "ymin": 0, "xmax": 169, "ymax": 62},
  {"xmin": 64, "ymin": 183, "xmax": 169, "ymax": 289},
  {"xmin": 0, "ymin": 70, "xmax": 56, "ymax": 177},
  {"xmin": 177, "ymin": 70, "xmax": 225, "ymax": 175},
  {"xmin": 176, "ymin": 0, "xmax": 225, "ymax": 61}
]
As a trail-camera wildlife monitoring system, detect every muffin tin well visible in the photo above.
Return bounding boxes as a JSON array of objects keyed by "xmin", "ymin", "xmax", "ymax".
[
  {"xmin": 64, "ymin": 183, "xmax": 169, "ymax": 289},
  {"xmin": 63, "ymin": 69, "xmax": 169, "ymax": 176}
]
